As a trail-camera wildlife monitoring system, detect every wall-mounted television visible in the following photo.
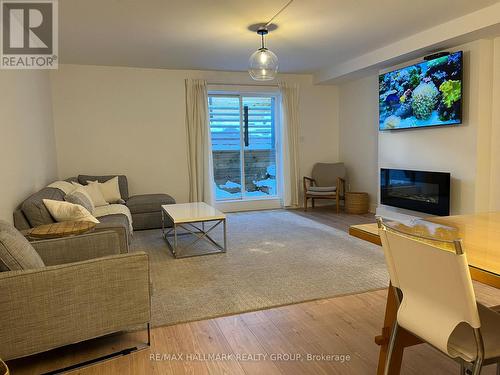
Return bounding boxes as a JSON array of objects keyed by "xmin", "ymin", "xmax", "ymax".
[{"xmin": 379, "ymin": 51, "xmax": 463, "ymax": 130}]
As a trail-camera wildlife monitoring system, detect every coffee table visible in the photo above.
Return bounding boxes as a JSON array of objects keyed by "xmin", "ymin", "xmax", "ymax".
[{"xmin": 161, "ymin": 202, "xmax": 227, "ymax": 259}]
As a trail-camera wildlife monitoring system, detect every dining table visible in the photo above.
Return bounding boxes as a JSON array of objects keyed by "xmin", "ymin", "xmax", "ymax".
[{"xmin": 349, "ymin": 212, "xmax": 500, "ymax": 375}]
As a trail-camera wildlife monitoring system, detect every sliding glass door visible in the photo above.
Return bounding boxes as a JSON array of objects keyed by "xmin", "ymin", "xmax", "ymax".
[{"xmin": 208, "ymin": 93, "xmax": 278, "ymax": 201}]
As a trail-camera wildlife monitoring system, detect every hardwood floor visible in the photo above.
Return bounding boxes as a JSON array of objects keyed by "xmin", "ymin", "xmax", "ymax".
[
  {"xmin": 291, "ymin": 205, "xmax": 376, "ymax": 233},
  {"xmin": 7, "ymin": 207, "xmax": 500, "ymax": 375}
]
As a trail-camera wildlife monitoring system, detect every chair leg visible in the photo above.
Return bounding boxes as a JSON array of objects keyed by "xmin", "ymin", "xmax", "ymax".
[
  {"xmin": 496, "ymin": 362, "xmax": 499, "ymax": 375},
  {"xmin": 312, "ymin": 198, "xmax": 315, "ymax": 209},
  {"xmin": 304, "ymin": 196, "xmax": 308, "ymax": 211},
  {"xmin": 471, "ymin": 359, "xmax": 483, "ymax": 375},
  {"xmin": 336, "ymin": 195, "xmax": 340, "ymax": 214},
  {"xmin": 384, "ymin": 322, "xmax": 399, "ymax": 375},
  {"xmin": 460, "ymin": 362, "xmax": 468, "ymax": 375}
]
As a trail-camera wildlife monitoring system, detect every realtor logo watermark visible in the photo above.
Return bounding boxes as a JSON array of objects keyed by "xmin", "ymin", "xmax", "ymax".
[{"xmin": 1, "ymin": 0, "xmax": 58, "ymax": 69}]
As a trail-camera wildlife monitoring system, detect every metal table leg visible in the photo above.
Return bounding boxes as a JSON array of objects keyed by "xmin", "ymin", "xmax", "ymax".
[
  {"xmin": 162, "ymin": 218, "xmax": 227, "ymax": 259},
  {"xmin": 173, "ymin": 223, "xmax": 177, "ymax": 257},
  {"xmin": 161, "ymin": 209, "xmax": 165, "ymax": 235},
  {"xmin": 223, "ymin": 218, "xmax": 227, "ymax": 252}
]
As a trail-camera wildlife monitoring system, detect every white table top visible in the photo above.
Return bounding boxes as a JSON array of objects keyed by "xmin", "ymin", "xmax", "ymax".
[{"xmin": 161, "ymin": 202, "xmax": 226, "ymax": 224}]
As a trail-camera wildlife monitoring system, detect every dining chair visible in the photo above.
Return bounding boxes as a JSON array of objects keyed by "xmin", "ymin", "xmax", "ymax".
[{"xmin": 376, "ymin": 217, "xmax": 500, "ymax": 375}]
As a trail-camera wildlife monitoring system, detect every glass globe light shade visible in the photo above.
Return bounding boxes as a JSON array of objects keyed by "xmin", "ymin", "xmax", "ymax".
[{"xmin": 248, "ymin": 48, "xmax": 278, "ymax": 81}]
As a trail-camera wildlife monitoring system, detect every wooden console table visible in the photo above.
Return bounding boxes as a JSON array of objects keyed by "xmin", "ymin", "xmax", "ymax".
[{"xmin": 349, "ymin": 213, "xmax": 500, "ymax": 375}]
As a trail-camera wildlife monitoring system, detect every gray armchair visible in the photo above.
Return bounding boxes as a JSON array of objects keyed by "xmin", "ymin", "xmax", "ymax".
[
  {"xmin": 303, "ymin": 162, "xmax": 346, "ymax": 213},
  {"xmin": 0, "ymin": 221, "xmax": 151, "ymax": 363}
]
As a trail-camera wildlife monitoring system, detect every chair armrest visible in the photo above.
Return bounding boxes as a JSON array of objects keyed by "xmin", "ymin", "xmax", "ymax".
[
  {"xmin": 337, "ymin": 177, "xmax": 346, "ymax": 197},
  {"xmin": 94, "ymin": 222, "xmax": 130, "ymax": 253},
  {"xmin": 0, "ymin": 252, "xmax": 150, "ymax": 360},
  {"xmin": 31, "ymin": 230, "xmax": 121, "ymax": 266},
  {"xmin": 303, "ymin": 176, "xmax": 316, "ymax": 191}
]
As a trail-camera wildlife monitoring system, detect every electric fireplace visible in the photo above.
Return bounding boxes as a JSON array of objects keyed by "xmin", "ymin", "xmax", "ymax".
[{"xmin": 380, "ymin": 168, "xmax": 450, "ymax": 216}]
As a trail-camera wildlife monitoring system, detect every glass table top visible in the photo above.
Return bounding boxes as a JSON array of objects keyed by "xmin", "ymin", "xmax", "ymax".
[{"xmin": 382, "ymin": 213, "xmax": 500, "ymax": 277}]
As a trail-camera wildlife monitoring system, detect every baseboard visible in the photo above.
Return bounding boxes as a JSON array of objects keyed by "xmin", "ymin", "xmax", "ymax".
[{"xmin": 215, "ymin": 198, "xmax": 282, "ymax": 213}]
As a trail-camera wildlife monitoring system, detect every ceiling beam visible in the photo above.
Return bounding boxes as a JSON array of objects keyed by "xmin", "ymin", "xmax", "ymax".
[{"xmin": 314, "ymin": 2, "xmax": 500, "ymax": 84}]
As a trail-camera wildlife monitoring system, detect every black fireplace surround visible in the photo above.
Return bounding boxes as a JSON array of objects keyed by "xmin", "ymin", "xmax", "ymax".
[{"xmin": 380, "ymin": 168, "xmax": 450, "ymax": 216}]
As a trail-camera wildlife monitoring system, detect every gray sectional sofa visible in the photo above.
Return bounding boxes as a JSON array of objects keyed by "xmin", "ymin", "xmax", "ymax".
[
  {"xmin": 13, "ymin": 174, "xmax": 175, "ymax": 251},
  {"xmin": 76, "ymin": 175, "xmax": 175, "ymax": 230}
]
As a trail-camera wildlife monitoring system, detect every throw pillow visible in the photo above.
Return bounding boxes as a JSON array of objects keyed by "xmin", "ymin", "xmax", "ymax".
[
  {"xmin": 0, "ymin": 220, "xmax": 45, "ymax": 271},
  {"xmin": 81, "ymin": 183, "xmax": 109, "ymax": 207},
  {"xmin": 64, "ymin": 187, "xmax": 95, "ymax": 213},
  {"xmin": 87, "ymin": 177, "xmax": 121, "ymax": 204},
  {"xmin": 43, "ymin": 199, "xmax": 100, "ymax": 224}
]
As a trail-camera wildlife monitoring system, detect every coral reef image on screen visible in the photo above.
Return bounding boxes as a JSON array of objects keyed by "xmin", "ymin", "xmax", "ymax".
[{"xmin": 379, "ymin": 51, "xmax": 462, "ymax": 130}]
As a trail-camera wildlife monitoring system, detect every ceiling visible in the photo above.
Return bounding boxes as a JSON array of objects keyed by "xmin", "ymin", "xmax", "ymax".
[{"xmin": 59, "ymin": 0, "xmax": 499, "ymax": 74}]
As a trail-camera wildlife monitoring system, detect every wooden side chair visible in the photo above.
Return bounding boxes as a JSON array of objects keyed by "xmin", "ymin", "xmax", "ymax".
[
  {"xmin": 303, "ymin": 162, "xmax": 346, "ymax": 213},
  {"xmin": 377, "ymin": 217, "xmax": 500, "ymax": 375}
]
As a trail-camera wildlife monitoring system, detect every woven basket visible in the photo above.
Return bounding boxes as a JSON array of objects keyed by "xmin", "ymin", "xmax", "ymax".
[
  {"xmin": 0, "ymin": 359, "xmax": 9, "ymax": 375},
  {"xmin": 345, "ymin": 192, "xmax": 369, "ymax": 214}
]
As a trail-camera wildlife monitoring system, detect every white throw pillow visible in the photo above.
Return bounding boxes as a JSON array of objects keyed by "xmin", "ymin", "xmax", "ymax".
[
  {"xmin": 43, "ymin": 199, "xmax": 100, "ymax": 223},
  {"xmin": 87, "ymin": 177, "xmax": 121, "ymax": 204},
  {"xmin": 79, "ymin": 183, "xmax": 108, "ymax": 207}
]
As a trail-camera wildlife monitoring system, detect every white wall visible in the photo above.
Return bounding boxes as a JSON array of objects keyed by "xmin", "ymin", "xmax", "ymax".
[
  {"xmin": 338, "ymin": 38, "xmax": 499, "ymax": 216},
  {"xmin": 489, "ymin": 37, "xmax": 500, "ymax": 211},
  {"xmin": 339, "ymin": 75, "xmax": 379, "ymax": 212},
  {"xmin": 50, "ymin": 65, "xmax": 339, "ymax": 204},
  {"xmin": 0, "ymin": 71, "xmax": 58, "ymax": 223}
]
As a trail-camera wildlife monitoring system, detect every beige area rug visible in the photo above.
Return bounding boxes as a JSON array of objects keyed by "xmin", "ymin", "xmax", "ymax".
[{"xmin": 131, "ymin": 210, "xmax": 389, "ymax": 327}]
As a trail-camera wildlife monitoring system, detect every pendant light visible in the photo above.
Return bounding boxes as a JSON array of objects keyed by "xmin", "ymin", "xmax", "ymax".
[
  {"xmin": 247, "ymin": 0, "xmax": 294, "ymax": 81},
  {"xmin": 248, "ymin": 27, "xmax": 278, "ymax": 81}
]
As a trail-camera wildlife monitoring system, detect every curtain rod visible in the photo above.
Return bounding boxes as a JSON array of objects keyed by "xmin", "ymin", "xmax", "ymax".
[{"xmin": 207, "ymin": 82, "xmax": 279, "ymax": 88}]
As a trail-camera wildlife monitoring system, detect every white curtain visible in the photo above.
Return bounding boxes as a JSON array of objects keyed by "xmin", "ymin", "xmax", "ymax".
[
  {"xmin": 279, "ymin": 82, "xmax": 300, "ymax": 207},
  {"xmin": 185, "ymin": 79, "xmax": 214, "ymax": 204}
]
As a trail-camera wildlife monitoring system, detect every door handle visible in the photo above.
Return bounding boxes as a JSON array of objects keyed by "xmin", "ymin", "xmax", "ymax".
[{"xmin": 244, "ymin": 105, "xmax": 249, "ymax": 147}]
